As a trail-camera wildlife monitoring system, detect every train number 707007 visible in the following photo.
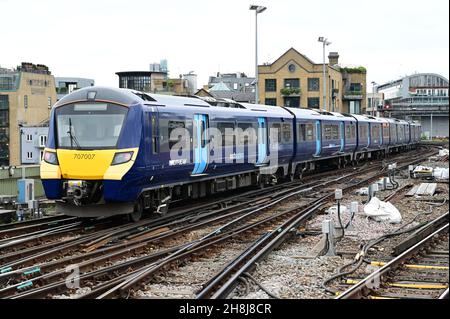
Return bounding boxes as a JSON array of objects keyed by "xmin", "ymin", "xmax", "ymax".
[{"xmin": 73, "ymin": 154, "xmax": 96, "ymax": 160}]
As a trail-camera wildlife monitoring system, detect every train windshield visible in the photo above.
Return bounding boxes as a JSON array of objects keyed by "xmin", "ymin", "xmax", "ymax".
[{"xmin": 55, "ymin": 103, "xmax": 128, "ymax": 149}]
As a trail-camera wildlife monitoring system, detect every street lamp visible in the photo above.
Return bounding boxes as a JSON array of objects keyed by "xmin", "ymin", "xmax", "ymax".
[
  {"xmin": 250, "ymin": 5, "xmax": 267, "ymax": 104},
  {"xmin": 318, "ymin": 37, "xmax": 332, "ymax": 111},
  {"xmin": 371, "ymin": 81, "xmax": 378, "ymax": 116}
]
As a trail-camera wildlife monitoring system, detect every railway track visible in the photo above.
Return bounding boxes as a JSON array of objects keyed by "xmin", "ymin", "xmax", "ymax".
[
  {"xmin": 0, "ymin": 146, "xmax": 439, "ymax": 299},
  {"xmin": 337, "ymin": 220, "xmax": 449, "ymax": 299}
]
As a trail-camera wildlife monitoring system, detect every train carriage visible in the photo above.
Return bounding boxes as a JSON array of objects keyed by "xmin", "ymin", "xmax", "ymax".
[{"xmin": 41, "ymin": 86, "xmax": 421, "ymax": 221}]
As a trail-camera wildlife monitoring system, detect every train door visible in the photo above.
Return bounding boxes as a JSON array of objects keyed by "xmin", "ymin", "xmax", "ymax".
[
  {"xmin": 257, "ymin": 117, "xmax": 268, "ymax": 165},
  {"xmin": 339, "ymin": 121, "xmax": 345, "ymax": 152},
  {"xmin": 192, "ymin": 114, "xmax": 209, "ymax": 175},
  {"xmin": 314, "ymin": 120, "xmax": 322, "ymax": 156}
]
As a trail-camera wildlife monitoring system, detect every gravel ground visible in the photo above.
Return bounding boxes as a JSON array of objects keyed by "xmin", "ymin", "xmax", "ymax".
[
  {"xmin": 47, "ymin": 153, "xmax": 450, "ymax": 300},
  {"xmin": 233, "ymin": 156, "xmax": 449, "ymax": 299}
]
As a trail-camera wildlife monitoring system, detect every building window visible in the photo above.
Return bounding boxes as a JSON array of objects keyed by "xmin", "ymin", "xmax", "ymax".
[
  {"xmin": 26, "ymin": 134, "xmax": 33, "ymax": 142},
  {"xmin": 307, "ymin": 97, "xmax": 320, "ymax": 108},
  {"xmin": 349, "ymin": 83, "xmax": 362, "ymax": 93},
  {"xmin": 265, "ymin": 79, "xmax": 277, "ymax": 92},
  {"xmin": 284, "ymin": 78, "xmax": 300, "ymax": 89},
  {"xmin": 265, "ymin": 98, "xmax": 277, "ymax": 106},
  {"xmin": 308, "ymin": 78, "xmax": 320, "ymax": 91},
  {"xmin": 288, "ymin": 64, "xmax": 296, "ymax": 73},
  {"xmin": 350, "ymin": 101, "xmax": 361, "ymax": 114},
  {"xmin": 39, "ymin": 135, "xmax": 47, "ymax": 147},
  {"xmin": 24, "ymin": 95, "xmax": 28, "ymax": 109},
  {"xmin": 284, "ymin": 97, "xmax": 300, "ymax": 108},
  {"xmin": 48, "ymin": 97, "xmax": 52, "ymax": 108},
  {"xmin": 27, "ymin": 151, "xmax": 33, "ymax": 159}
]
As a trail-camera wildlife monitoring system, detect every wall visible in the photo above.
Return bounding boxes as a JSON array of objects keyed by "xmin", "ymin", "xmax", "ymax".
[
  {"xmin": 419, "ymin": 115, "xmax": 449, "ymax": 138},
  {"xmin": 8, "ymin": 72, "xmax": 56, "ymax": 165},
  {"xmin": 0, "ymin": 165, "xmax": 45, "ymax": 198},
  {"xmin": 20, "ymin": 126, "xmax": 49, "ymax": 164}
]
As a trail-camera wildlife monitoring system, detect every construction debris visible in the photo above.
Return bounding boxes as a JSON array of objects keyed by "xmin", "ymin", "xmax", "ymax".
[
  {"xmin": 406, "ymin": 183, "xmax": 438, "ymax": 197},
  {"xmin": 413, "ymin": 166, "xmax": 434, "ymax": 178},
  {"xmin": 433, "ymin": 167, "xmax": 449, "ymax": 181}
]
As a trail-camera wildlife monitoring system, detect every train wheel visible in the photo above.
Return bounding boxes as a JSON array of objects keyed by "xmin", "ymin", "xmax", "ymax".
[{"xmin": 129, "ymin": 199, "xmax": 143, "ymax": 222}]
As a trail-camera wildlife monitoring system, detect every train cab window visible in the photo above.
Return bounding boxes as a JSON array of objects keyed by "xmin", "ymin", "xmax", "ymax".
[
  {"xmin": 217, "ymin": 122, "xmax": 235, "ymax": 148},
  {"xmin": 270, "ymin": 123, "xmax": 282, "ymax": 144},
  {"xmin": 282, "ymin": 123, "xmax": 292, "ymax": 144}
]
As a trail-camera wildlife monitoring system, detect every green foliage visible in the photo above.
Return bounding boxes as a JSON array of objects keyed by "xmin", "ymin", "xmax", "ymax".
[
  {"xmin": 340, "ymin": 66, "xmax": 367, "ymax": 74},
  {"xmin": 280, "ymin": 87, "xmax": 301, "ymax": 96},
  {"xmin": 167, "ymin": 79, "xmax": 175, "ymax": 88}
]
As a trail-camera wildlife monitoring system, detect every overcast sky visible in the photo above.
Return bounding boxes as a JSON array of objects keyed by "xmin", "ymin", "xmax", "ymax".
[{"xmin": 1, "ymin": 0, "xmax": 448, "ymax": 91}]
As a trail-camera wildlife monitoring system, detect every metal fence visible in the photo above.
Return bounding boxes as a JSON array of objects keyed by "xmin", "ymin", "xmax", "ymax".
[{"xmin": 0, "ymin": 165, "xmax": 45, "ymax": 198}]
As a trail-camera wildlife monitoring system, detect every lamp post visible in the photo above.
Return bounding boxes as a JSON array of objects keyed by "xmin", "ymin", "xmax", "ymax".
[
  {"xmin": 371, "ymin": 81, "xmax": 377, "ymax": 116},
  {"xmin": 250, "ymin": 5, "xmax": 267, "ymax": 104},
  {"xmin": 318, "ymin": 37, "xmax": 332, "ymax": 111}
]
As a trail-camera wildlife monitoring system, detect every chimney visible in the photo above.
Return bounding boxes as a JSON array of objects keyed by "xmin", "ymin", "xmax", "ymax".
[{"xmin": 328, "ymin": 52, "xmax": 339, "ymax": 66}]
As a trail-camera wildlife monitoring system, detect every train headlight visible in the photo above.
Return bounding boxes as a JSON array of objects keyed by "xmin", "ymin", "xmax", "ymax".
[
  {"xmin": 111, "ymin": 151, "xmax": 134, "ymax": 165},
  {"xmin": 43, "ymin": 151, "xmax": 59, "ymax": 165}
]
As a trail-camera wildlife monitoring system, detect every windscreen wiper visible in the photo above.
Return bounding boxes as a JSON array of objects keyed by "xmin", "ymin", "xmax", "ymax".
[{"xmin": 67, "ymin": 118, "xmax": 81, "ymax": 149}]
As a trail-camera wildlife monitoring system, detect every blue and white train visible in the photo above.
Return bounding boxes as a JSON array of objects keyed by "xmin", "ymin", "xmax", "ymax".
[{"xmin": 40, "ymin": 87, "xmax": 421, "ymax": 221}]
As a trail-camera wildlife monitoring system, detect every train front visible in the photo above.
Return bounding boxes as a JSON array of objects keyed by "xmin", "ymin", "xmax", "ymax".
[{"xmin": 40, "ymin": 87, "xmax": 143, "ymax": 217}]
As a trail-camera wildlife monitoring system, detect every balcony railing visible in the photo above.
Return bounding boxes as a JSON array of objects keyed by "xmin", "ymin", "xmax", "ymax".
[
  {"xmin": 280, "ymin": 87, "xmax": 301, "ymax": 97},
  {"xmin": 343, "ymin": 90, "xmax": 363, "ymax": 100}
]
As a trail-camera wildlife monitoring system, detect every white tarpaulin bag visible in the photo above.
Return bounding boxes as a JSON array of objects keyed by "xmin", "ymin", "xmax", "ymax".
[
  {"xmin": 433, "ymin": 167, "xmax": 449, "ymax": 180},
  {"xmin": 363, "ymin": 197, "xmax": 402, "ymax": 224}
]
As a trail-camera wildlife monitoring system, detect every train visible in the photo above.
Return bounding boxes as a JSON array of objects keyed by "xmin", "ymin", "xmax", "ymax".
[{"xmin": 40, "ymin": 87, "xmax": 421, "ymax": 221}]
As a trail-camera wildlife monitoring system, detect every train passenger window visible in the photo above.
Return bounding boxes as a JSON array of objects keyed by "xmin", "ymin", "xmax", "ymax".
[
  {"xmin": 360, "ymin": 125, "xmax": 367, "ymax": 139},
  {"xmin": 372, "ymin": 125, "xmax": 380, "ymax": 142},
  {"xmin": 383, "ymin": 125, "xmax": 390, "ymax": 140},
  {"xmin": 298, "ymin": 124, "xmax": 306, "ymax": 142},
  {"xmin": 351, "ymin": 125, "xmax": 356, "ymax": 139},
  {"xmin": 237, "ymin": 123, "xmax": 256, "ymax": 146},
  {"xmin": 217, "ymin": 122, "xmax": 235, "ymax": 148},
  {"xmin": 306, "ymin": 124, "xmax": 315, "ymax": 141},
  {"xmin": 323, "ymin": 125, "xmax": 332, "ymax": 140},
  {"xmin": 168, "ymin": 121, "xmax": 186, "ymax": 149},
  {"xmin": 270, "ymin": 123, "xmax": 282, "ymax": 144},
  {"xmin": 332, "ymin": 125, "xmax": 339, "ymax": 140},
  {"xmin": 151, "ymin": 114, "xmax": 158, "ymax": 154},
  {"xmin": 282, "ymin": 123, "xmax": 292, "ymax": 144},
  {"xmin": 346, "ymin": 124, "xmax": 351, "ymax": 137}
]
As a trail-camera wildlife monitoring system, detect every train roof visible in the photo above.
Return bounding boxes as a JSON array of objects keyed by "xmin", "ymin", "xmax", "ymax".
[
  {"xmin": 286, "ymin": 108, "xmax": 357, "ymax": 122},
  {"xmin": 54, "ymin": 86, "xmax": 293, "ymax": 119}
]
